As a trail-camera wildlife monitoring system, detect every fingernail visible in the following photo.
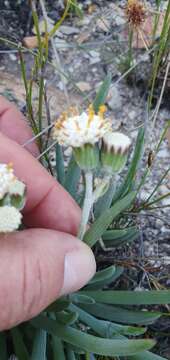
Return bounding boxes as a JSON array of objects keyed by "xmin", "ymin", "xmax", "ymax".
[{"xmin": 60, "ymin": 242, "xmax": 96, "ymax": 296}]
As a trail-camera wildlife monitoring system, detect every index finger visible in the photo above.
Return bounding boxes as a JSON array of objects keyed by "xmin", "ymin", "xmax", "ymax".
[
  {"xmin": 0, "ymin": 132, "xmax": 80, "ymax": 234},
  {"xmin": 0, "ymin": 98, "xmax": 81, "ymax": 235},
  {"xmin": 0, "ymin": 95, "xmax": 39, "ymax": 156}
]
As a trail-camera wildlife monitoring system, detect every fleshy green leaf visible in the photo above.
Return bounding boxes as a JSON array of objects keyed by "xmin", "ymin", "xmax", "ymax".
[
  {"xmin": 114, "ymin": 127, "xmax": 145, "ymax": 201},
  {"xmin": 129, "ymin": 351, "xmax": 168, "ymax": 360},
  {"xmin": 85, "ymin": 265, "xmax": 117, "ymax": 290},
  {"xmin": 108, "ymin": 266, "xmax": 124, "ymax": 283},
  {"xmin": 103, "ymin": 226, "xmax": 139, "ymax": 247},
  {"xmin": 0, "ymin": 332, "xmax": 7, "ymax": 360},
  {"xmin": 88, "ymin": 266, "xmax": 115, "ymax": 284},
  {"xmin": 94, "ymin": 181, "xmax": 116, "ymax": 218},
  {"xmin": 84, "ymin": 191, "xmax": 136, "ymax": 247},
  {"xmin": 66, "ymin": 347, "xmax": 77, "ymax": 360},
  {"xmin": 55, "ymin": 311, "xmax": 78, "ymax": 325},
  {"xmin": 78, "ymin": 303, "xmax": 161, "ymax": 325},
  {"xmin": 47, "ymin": 298, "xmax": 70, "ymax": 313},
  {"xmin": 70, "ymin": 304, "xmax": 147, "ymax": 337},
  {"xmin": 81, "ymin": 290, "xmax": 170, "ymax": 305},
  {"xmin": 103, "ymin": 226, "xmax": 137, "ymax": 240},
  {"xmin": 52, "ymin": 336, "xmax": 66, "ymax": 360},
  {"xmin": 31, "ymin": 315, "xmax": 155, "ymax": 356},
  {"xmin": 31, "ymin": 329, "xmax": 47, "ymax": 360},
  {"xmin": 11, "ymin": 328, "xmax": 30, "ymax": 360},
  {"xmin": 93, "ymin": 73, "xmax": 112, "ymax": 113},
  {"xmin": 55, "ymin": 143, "xmax": 65, "ymax": 185},
  {"xmin": 70, "ymin": 294, "xmax": 95, "ymax": 304},
  {"xmin": 64, "ymin": 155, "xmax": 81, "ymax": 200}
]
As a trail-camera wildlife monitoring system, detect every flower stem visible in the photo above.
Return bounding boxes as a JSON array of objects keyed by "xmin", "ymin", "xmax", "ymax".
[
  {"xmin": 128, "ymin": 27, "xmax": 133, "ymax": 69},
  {"xmin": 78, "ymin": 171, "xmax": 93, "ymax": 240}
]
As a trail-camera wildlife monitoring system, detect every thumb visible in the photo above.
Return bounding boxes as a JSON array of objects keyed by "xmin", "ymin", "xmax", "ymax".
[{"xmin": 0, "ymin": 229, "xmax": 96, "ymax": 330}]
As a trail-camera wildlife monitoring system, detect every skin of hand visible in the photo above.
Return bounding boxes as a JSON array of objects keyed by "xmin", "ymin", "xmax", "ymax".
[{"xmin": 0, "ymin": 96, "xmax": 96, "ymax": 330}]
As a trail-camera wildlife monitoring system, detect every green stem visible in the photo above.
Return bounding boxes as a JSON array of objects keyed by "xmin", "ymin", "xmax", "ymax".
[
  {"xmin": 78, "ymin": 171, "xmax": 93, "ymax": 240},
  {"xmin": 152, "ymin": 3, "xmax": 161, "ymax": 44},
  {"xmin": 85, "ymin": 352, "xmax": 90, "ymax": 360},
  {"xmin": 148, "ymin": 0, "xmax": 170, "ymax": 109},
  {"xmin": 128, "ymin": 27, "xmax": 133, "ymax": 69}
]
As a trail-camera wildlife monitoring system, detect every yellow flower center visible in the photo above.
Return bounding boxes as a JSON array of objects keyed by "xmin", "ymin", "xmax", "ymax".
[
  {"xmin": 98, "ymin": 104, "xmax": 107, "ymax": 119},
  {"xmin": 87, "ymin": 104, "xmax": 95, "ymax": 127}
]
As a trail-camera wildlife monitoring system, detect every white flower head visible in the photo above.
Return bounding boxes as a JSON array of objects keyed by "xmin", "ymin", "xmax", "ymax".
[
  {"xmin": 53, "ymin": 105, "xmax": 111, "ymax": 148},
  {"xmin": 0, "ymin": 206, "xmax": 22, "ymax": 233},
  {"xmin": 102, "ymin": 132, "xmax": 131, "ymax": 155},
  {"xmin": 0, "ymin": 163, "xmax": 15, "ymax": 200},
  {"xmin": 0, "ymin": 163, "xmax": 25, "ymax": 201}
]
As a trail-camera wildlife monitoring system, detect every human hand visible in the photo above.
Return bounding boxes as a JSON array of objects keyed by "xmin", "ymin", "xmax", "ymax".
[{"xmin": 0, "ymin": 96, "xmax": 96, "ymax": 330}]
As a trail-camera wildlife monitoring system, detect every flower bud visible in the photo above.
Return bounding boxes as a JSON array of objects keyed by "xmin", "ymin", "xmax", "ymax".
[
  {"xmin": 101, "ymin": 132, "xmax": 131, "ymax": 174},
  {"xmin": 73, "ymin": 144, "xmax": 99, "ymax": 171}
]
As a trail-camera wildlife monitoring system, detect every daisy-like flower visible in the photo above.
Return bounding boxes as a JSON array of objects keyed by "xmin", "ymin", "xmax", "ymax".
[
  {"xmin": 0, "ymin": 163, "xmax": 15, "ymax": 200},
  {"xmin": 0, "ymin": 206, "xmax": 22, "ymax": 233},
  {"xmin": 53, "ymin": 105, "xmax": 111, "ymax": 148},
  {"xmin": 53, "ymin": 105, "xmax": 111, "ymax": 171},
  {"xmin": 101, "ymin": 132, "xmax": 131, "ymax": 174}
]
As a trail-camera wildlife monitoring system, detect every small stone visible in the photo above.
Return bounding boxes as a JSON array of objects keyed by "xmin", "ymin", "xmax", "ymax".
[
  {"xmin": 54, "ymin": 30, "xmax": 64, "ymax": 39},
  {"xmin": 77, "ymin": 31, "xmax": 91, "ymax": 44},
  {"xmin": 90, "ymin": 57, "xmax": 100, "ymax": 65},
  {"xmin": 77, "ymin": 16, "xmax": 91, "ymax": 27},
  {"xmin": 89, "ymin": 50, "xmax": 99, "ymax": 58},
  {"xmin": 107, "ymin": 86, "xmax": 122, "ymax": 110},
  {"xmin": 89, "ymin": 50, "xmax": 100, "ymax": 65},
  {"xmin": 54, "ymin": 38, "xmax": 68, "ymax": 50},
  {"xmin": 23, "ymin": 36, "xmax": 39, "ymax": 49},
  {"xmin": 76, "ymin": 81, "xmax": 91, "ymax": 92},
  {"xmin": 158, "ymin": 148, "xmax": 169, "ymax": 158},
  {"xmin": 115, "ymin": 15, "xmax": 126, "ymax": 26},
  {"xmin": 96, "ymin": 18, "xmax": 109, "ymax": 32},
  {"xmin": 9, "ymin": 53, "xmax": 17, "ymax": 62},
  {"xmin": 161, "ymin": 226, "xmax": 170, "ymax": 233},
  {"xmin": 128, "ymin": 110, "xmax": 136, "ymax": 120},
  {"xmin": 57, "ymin": 81, "xmax": 65, "ymax": 91},
  {"xmin": 88, "ymin": 4, "xmax": 97, "ymax": 14},
  {"xmin": 159, "ymin": 184, "xmax": 169, "ymax": 194},
  {"xmin": 60, "ymin": 25, "xmax": 79, "ymax": 35}
]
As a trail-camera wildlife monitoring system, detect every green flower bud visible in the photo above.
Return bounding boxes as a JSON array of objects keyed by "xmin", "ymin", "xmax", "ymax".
[
  {"xmin": 101, "ymin": 132, "xmax": 131, "ymax": 174},
  {"xmin": 73, "ymin": 144, "xmax": 99, "ymax": 171}
]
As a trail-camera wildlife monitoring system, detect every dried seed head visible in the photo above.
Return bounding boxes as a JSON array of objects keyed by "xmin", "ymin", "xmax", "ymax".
[{"xmin": 126, "ymin": 0, "xmax": 146, "ymax": 28}]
